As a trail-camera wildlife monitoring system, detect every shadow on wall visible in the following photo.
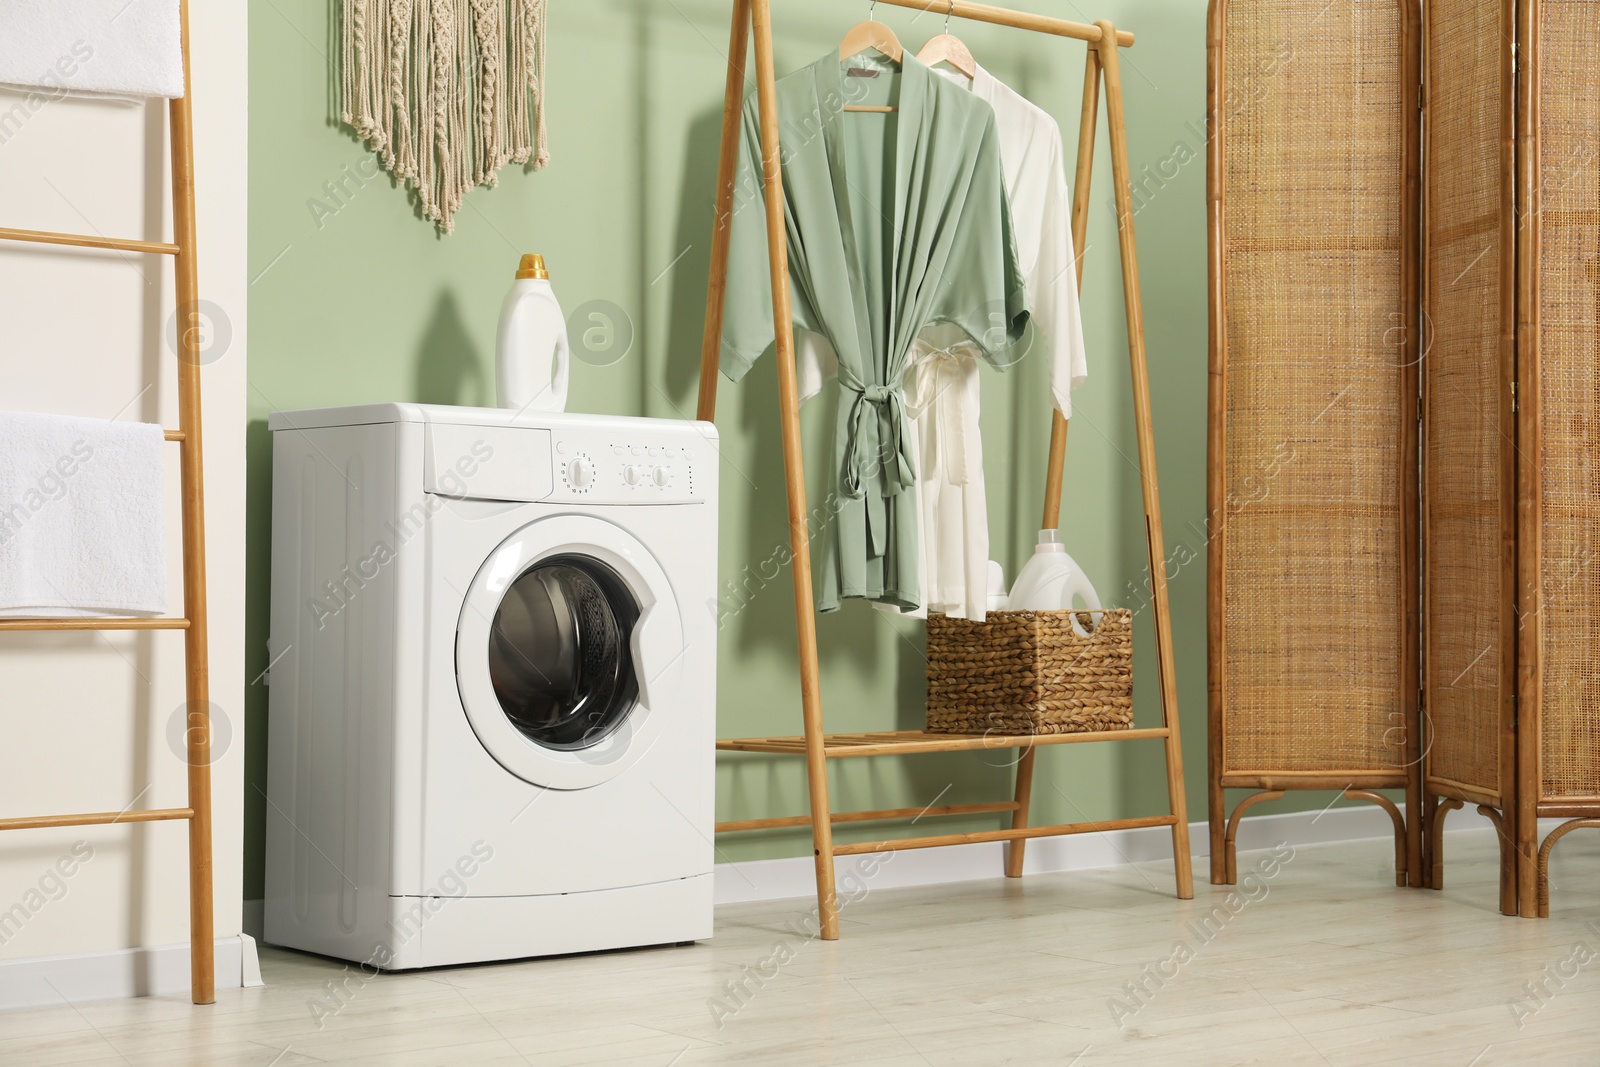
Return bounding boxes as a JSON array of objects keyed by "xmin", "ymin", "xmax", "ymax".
[
  {"xmin": 415, "ymin": 291, "xmax": 490, "ymax": 407},
  {"xmin": 662, "ymin": 104, "xmax": 721, "ymax": 407}
]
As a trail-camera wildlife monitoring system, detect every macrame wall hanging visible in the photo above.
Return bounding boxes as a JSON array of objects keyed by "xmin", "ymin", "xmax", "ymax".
[{"xmin": 340, "ymin": 0, "xmax": 550, "ymax": 234}]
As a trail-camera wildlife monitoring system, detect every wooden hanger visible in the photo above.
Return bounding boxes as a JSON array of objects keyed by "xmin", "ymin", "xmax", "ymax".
[
  {"xmin": 840, "ymin": 2, "xmax": 902, "ymax": 112},
  {"xmin": 917, "ymin": 2, "xmax": 977, "ymax": 80}
]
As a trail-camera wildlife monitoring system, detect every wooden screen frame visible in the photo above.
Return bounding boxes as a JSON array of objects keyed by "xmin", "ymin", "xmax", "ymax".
[
  {"xmin": 1206, "ymin": 0, "xmax": 1424, "ymax": 889},
  {"xmin": 1211, "ymin": 0, "xmax": 1600, "ymax": 916},
  {"xmin": 1517, "ymin": 0, "xmax": 1600, "ymax": 917},
  {"xmin": 1418, "ymin": 0, "xmax": 1520, "ymax": 915}
]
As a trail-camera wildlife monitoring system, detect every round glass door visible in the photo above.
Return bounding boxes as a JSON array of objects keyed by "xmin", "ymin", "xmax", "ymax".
[
  {"xmin": 456, "ymin": 513, "xmax": 682, "ymax": 790},
  {"xmin": 486, "ymin": 555, "xmax": 640, "ymax": 751}
]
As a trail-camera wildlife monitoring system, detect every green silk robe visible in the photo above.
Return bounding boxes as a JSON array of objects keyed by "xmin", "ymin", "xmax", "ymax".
[{"xmin": 720, "ymin": 50, "xmax": 1030, "ymax": 611}]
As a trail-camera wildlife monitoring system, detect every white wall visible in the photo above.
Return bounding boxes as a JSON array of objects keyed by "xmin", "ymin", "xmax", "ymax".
[{"xmin": 0, "ymin": 4, "xmax": 247, "ymax": 995}]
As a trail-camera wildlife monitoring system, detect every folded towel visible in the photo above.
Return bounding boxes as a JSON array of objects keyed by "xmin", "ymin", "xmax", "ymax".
[
  {"xmin": 0, "ymin": 412, "xmax": 168, "ymax": 617},
  {"xmin": 0, "ymin": 0, "xmax": 184, "ymax": 100}
]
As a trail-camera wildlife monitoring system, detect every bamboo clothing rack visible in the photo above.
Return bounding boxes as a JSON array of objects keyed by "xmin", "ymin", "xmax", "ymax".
[
  {"xmin": 0, "ymin": 0, "xmax": 216, "ymax": 1004},
  {"xmin": 697, "ymin": 0, "xmax": 1193, "ymax": 939}
]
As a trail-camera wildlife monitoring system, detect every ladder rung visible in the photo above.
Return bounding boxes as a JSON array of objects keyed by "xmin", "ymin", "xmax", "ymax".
[
  {"xmin": 0, "ymin": 617, "xmax": 189, "ymax": 631},
  {"xmin": 165, "ymin": 429, "xmax": 186, "ymax": 442},
  {"xmin": 0, "ymin": 807, "xmax": 193, "ymax": 832},
  {"xmin": 0, "ymin": 226, "xmax": 180, "ymax": 256}
]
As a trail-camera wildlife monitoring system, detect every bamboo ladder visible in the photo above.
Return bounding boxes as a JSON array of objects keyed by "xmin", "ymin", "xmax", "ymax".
[
  {"xmin": 0, "ymin": 0, "xmax": 215, "ymax": 1005},
  {"xmin": 697, "ymin": 0, "xmax": 1193, "ymax": 938}
]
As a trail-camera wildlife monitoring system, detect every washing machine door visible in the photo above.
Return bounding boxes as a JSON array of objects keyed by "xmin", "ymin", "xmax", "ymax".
[{"xmin": 456, "ymin": 514, "xmax": 684, "ymax": 790}]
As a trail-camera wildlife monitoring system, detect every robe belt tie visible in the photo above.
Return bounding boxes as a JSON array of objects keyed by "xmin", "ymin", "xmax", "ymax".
[
  {"xmin": 907, "ymin": 345, "xmax": 975, "ymax": 487},
  {"xmin": 842, "ymin": 380, "xmax": 915, "ymax": 556}
]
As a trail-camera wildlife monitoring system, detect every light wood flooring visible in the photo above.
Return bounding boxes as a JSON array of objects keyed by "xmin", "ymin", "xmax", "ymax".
[{"xmin": 2, "ymin": 830, "xmax": 1597, "ymax": 1065}]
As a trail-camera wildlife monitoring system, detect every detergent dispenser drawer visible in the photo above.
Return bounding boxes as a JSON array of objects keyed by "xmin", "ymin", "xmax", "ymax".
[{"xmin": 424, "ymin": 423, "xmax": 554, "ymax": 501}]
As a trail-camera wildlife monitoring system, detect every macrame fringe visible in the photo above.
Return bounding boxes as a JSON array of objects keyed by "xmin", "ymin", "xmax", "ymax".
[{"xmin": 341, "ymin": 0, "xmax": 550, "ymax": 235}]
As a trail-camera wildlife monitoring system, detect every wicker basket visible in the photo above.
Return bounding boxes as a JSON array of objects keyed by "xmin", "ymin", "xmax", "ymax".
[{"xmin": 925, "ymin": 608, "xmax": 1134, "ymax": 735}]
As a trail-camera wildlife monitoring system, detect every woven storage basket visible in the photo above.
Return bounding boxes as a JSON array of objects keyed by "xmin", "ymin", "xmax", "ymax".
[{"xmin": 925, "ymin": 609, "xmax": 1133, "ymax": 735}]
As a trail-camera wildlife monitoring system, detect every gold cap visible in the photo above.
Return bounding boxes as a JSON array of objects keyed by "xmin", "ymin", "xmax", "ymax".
[{"xmin": 515, "ymin": 253, "xmax": 549, "ymax": 280}]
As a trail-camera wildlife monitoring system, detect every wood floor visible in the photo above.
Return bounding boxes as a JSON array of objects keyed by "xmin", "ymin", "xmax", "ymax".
[{"xmin": 2, "ymin": 831, "xmax": 1597, "ymax": 1065}]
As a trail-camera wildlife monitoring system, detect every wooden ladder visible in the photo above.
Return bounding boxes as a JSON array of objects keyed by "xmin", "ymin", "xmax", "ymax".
[{"xmin": 0, "ymin": 0, "xmax": 215, "ymax": 1005}]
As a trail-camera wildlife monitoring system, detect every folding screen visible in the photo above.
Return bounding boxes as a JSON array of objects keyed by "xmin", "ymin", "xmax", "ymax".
[
  {"xmin": 1214, "ymin": 0, "xmax": 1600, "ymax": 916},
  {"xmin": 1207, "ymin": 0, "xmax": 1423, "ymax": 888},
  {"xmin": 1419, "ymin": 0, "xmax": 1518, "ymax": 911},
  {"xmin": 1517, "ymin": 0, "xmax": 1600, "ymax": 915}
]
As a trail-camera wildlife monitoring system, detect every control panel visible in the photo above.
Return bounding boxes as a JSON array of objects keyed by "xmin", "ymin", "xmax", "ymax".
[{"xmin": 548, "ymin": 430, "xmax": 705, "ymax": 504}]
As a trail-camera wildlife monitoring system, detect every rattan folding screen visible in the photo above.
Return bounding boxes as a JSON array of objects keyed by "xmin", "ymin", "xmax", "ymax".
[
  {"xmin": 1513, "ymin": 0, "xmax": 1600, "ymax": 916},
  {"xmin": 1207, "ymin": 0, "xmax": 1424, "ymax": 891},
  {"xmin": 1419, "ymin": 0, "xmax": 1518, "ymax": 913},
  {"xmin": 1210, "ymin": 0, "xmax": 1600, "ymax": 917}
]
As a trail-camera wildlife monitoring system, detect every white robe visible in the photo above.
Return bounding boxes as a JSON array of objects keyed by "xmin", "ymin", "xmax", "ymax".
[{"xmin": 797, "ymin": 62, "xmax": 1089, "ymax": 620}]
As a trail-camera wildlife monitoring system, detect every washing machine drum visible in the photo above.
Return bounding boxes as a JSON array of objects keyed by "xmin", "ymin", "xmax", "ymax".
[
  {"xmin": 486, "ymin": 556, "xmax": 640, "ymax": 751},
  {"xmin": 456, "ymin": 514, "xmax": 684, "ymax": 790}
]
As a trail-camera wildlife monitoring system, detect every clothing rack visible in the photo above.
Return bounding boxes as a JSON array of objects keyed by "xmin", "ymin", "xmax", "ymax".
[
  {"xmin": 697, "ymin": 0, "xmax": 1192, "ymax": 939},
  {"xmin": 0, "ymin": 0, "xmax": 215, "ymax": 1004}
]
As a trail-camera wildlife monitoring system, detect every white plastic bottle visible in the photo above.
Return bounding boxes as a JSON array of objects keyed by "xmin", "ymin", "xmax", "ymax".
[
  {"xmin": 495, "ymin": 253, "xmax": 570, "ymax": 412},
  {"xmin": 1007, "ymin": 529, "xmax": 1102, "ymax": 635}
]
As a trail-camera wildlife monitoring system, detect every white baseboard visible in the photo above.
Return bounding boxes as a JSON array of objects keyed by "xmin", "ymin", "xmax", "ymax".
[
  {"xmin": 713, "ymin": 802, "xmax": 1511, "ymax": 906},
  {"xmin": 0, "ymin": 934, "xmax": 263, "ymax": 1011},
  {"xmin": 238, "ymin": 806, "xmax": 1533, "ymax": 934}
]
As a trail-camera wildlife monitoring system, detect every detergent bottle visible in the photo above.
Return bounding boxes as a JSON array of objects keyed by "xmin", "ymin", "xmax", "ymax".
[
  {"xmin": 495, "ymin": 253, "xmax": 570, "ymax": 412},
  {"xmin": 1006, "ymin": 530, "xmax": 1102, "ymax": 635}
]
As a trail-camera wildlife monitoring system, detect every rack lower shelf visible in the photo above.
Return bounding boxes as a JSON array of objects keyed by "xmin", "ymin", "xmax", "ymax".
[{"xmin": 716, "ymin": 726, "xmax": 1168, "ymax": 759}]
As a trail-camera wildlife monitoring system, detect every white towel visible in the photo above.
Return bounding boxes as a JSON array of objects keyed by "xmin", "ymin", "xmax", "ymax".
[
  {"xmin": 0, "ymin": 0, "xmax": 184, "ymax": 100},
  {"xmin": 0, "ymin": 412, "xmax": 168, "ymax": 617}
]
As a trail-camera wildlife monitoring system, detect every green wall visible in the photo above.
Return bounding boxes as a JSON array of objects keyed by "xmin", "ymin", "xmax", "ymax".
[{"xmin": 245, "ymin": 0, "xmax": 1326, "ymax": 901}]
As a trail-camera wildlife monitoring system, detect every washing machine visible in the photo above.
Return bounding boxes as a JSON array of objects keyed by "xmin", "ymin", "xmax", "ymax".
[{"xmin": 263, "ymin": 404, "xmax": 717, "ymax": 969}]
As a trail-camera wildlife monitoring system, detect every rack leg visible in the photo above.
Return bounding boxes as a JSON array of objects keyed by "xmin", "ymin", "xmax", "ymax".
[
  {"xmin": 170, "ymin": 0, "xmax": 215, "ymax": 1006},
  {"xmin": 1040, "ymin": 417, "xmax": 1069, "ymax": 531},
  {"xmin": 1004, "ymin": 745, "xmax": 1037, "ymax": 878},
  {"xmin": 748, "ymin": 0, "xmax": 839, "ymax": 940},
  {"xmin": 1095, "ymin": 23, "xmax": 1193, "ymax": 901},
  {"xmin": 1067, "ymin": 48, "xmax": 1101, "ymax": 295},
  {"xmin": 1040, "ymin": 47, "xmax": 1100, "ymax": 531},
  {"xmin": 696, "ymin": 0, "xmax": 751, "ymax": 424},
  {"xmin": 1026, "ymin": 49, "xmax": 1099, "ymax": 882}
]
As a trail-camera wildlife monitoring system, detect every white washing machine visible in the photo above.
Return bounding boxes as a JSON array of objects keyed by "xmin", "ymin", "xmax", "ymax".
[{"xmin": 263, "ymin": 404, "xmax": 717, "ymax": 969}]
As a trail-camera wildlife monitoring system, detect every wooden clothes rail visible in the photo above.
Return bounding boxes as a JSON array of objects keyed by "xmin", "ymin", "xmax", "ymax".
[
  {"xmin": 697, "ymin": 0, "xmax": 1193, "ymax": 939},
  {"xmin": 0, "ymin": 0, "xmax": 215, "ymax": 1004}
]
